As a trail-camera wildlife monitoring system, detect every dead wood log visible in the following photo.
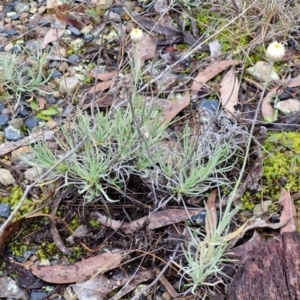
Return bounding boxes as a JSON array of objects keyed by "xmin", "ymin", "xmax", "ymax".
[{"xmin": 228, "ymin": 232, "xmax": 300, "ymax": 300}]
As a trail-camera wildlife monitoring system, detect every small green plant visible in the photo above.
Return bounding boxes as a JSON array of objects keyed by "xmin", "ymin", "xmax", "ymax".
[
  {"xmin": 85, "ymin": 8, "xmax": 101, "ymax": 23},
  {"xmin": 0, "ymin": 47, "xmax": 53, "ymax": 109}
]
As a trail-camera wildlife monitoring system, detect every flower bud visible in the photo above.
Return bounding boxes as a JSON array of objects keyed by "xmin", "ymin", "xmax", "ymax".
[
  {"xmin": 130, "ymin": 28, "xmax": 143, "ymax": 43},
  {"xmin": 266, "ymin": 41, "xmax": 285, "ymax": 62}
]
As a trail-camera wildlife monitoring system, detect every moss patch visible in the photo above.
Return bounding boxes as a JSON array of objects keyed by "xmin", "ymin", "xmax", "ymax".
[{"xmin": 263, "ymin": 131, "xmax": 300, "ymax": 199}]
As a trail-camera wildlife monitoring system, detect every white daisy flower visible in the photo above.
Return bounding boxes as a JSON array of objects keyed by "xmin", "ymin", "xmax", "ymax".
[
  {"xmin": 130, "ymin": 28, "xmax": 143, "ymax": 43},
  {"xmin": 266, "ymin": 41, "xmax": 285, "ymax": 62}
]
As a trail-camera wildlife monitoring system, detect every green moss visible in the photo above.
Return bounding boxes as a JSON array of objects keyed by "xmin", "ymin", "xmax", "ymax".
[
  {"xmin": 240, "ymin": 192, "xmax": 256, "ymax": 211},
  {"xmin": 0, "ymin": 185, "xmax": 34, "ymax": 219},
  {"xmin": 263, "ymin": 131, "xmax": 300, "ymax": 199}
]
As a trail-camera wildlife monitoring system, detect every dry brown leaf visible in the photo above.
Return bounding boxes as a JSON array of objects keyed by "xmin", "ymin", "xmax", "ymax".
[
  {"xmin": 229, "ymin": 218, "xmax": 288, "ymax": 248},
  {"xmin": 41, "ymin": 17, "xmax": 66, "ymax": 49},
  {"xmin": 0, "ymin": 218, "xmax": 25, "ymax": 255},
  {"xmin": 205, "ymin": 189, "xmax": 217, "ymax": 239},
  {"xmin": 28, "ymin": 251, "xmax": 123, "ymax": 283},
  {"xmin": 89, "ymin": 70, "xmax": 117, "ymax": 81},
  {"xmin": 227, "ymin": 231, "xmax": 264, "ymax": 263},
  {"xmin": 87, "ymin": 81, "xmax": 113, "ymax": 94},
  {"xmin": 279, "ymin": 187, "xmax": 296, "ymax": 233},
  {"xmin": 224, "ymin": 221, "xmax": 249, "ymax": 242},
  {"xmin": 38, "ymin": 97, "xmax": 47, "ymax": 110},
  {"xmin": 93, "ymin": 208, "xmax": 204, "ymax": 234},
  {"xmin": 219, "ymin": 66, "xmax": 239, "ymax": 114},
  {"xmin": 191, "ymin": 60, "xmax": 242, "ymax": 94},
  {"xmin": 137, "ymin": 34, "xmax": 156, "ymax": 63},
  {"xmin": 262, "ymin": 75, "xmax": 300, "ymax": 122},
  {"xmin": 159, "ymin": 91, "xmax": 190, "ymax": 125}
]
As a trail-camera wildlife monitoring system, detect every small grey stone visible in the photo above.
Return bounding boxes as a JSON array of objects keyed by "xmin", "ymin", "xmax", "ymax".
[
  {"xmin": 0, "ymin": 33, "xmax": 9, "ymax": 37},
  {"xmin": 0, "ymin": 203, "xmax": 10, "ymax": 218},
  {"xmin": 68, "ymin": 54, "xmax": 80, "ymax": 64},
  {"xmin": 4, "ymin": 125, "xmax": 23, "ymax": 141},
  {"xmin": 14, "ymin": 2, "xmax": 30, "ymax": 13},
  {"xmin": 59, "ymin": 77, "xmax": 80, "ymax": 95},
  {"xmin": 0, "ymin": 27, "xmax": 5, "ymax": 33},
  {"xmin": 84, "ymin": 33, "xmax": 94, "ymax": 42},
  {"xmin": 8, "ymin": 118, "xmax": 24, "ymax": 129},
  {"xmin": 11, "ymin": 45, "xmax": 22, "ymax": 54},
  {"xmin": 10, "ymin": 13, "xmax": 20, "ymax": 20},
  {"xmin": 6, "ymin": 29, "xmax": 18, "ymax": 36},
  {"xmin": 0, "ymin": 114, "xmax": 9, "ymax": 127},
  {"xmin": 1, "ymin": 108, "xmax": 12, "ymax": 115},
  {"xmin": 25, "ymin": 39, "xmax": 42, "ymax": 52},
  {"xmin": 25, "ymin": 117, "xmax": 41, "ymax": 129},
  {"xmin": 0, "ymin": 168, "xmax": 16, "ymax": 186},
  {"xmin": 62, "ymin": 104, "xmax": 74, "ymax": 117},
  {"xmin": 68, "ymin": 25, "xmax": 81, "ymax": 36},
  {"xmin": 30, "ymin": 291, "xmax": 48, "ymax": 300},
  {"xmin": 196, "ymin": 98, "xmax": 220, "ymax": 115},
  {"xmin": 0, "ymin": 102, "xmax": 6, "ymax": 111},
  {"xmin": 0, "ymin": 277, "xmax": 27, "ymax": 299},
  {"xmin": 24, "ymin": 167, "xmax": 43, "ymax": 181},
  {"xmin": 44, "ymin": 94, "xmax": 57, "ymax": 104},
  {"xmin": 19, "ymin": 108, "xmax": 30, "ymax": 117},
  {"xmin": 56, "ymin": 99, "xmax": 66, "ymax": 107},
  {"xmin": 104, "ymin": 10, "xmax": 121, "ymax": 22},
  {"xmin": 191, "ymin": 210, "xmax": 206, "ymax": 226},
  {"xmin": 51, "ymin": 70, "xmax": 62, "ymax": 78}
]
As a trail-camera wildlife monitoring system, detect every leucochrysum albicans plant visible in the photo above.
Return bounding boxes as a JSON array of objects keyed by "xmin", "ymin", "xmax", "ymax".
[{"xmin": 177, "ymin": 41, "xmax": 286, "ymax": 293}]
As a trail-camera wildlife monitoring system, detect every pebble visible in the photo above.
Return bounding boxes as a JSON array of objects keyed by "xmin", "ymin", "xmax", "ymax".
[
  {"xmin": 0, "ymin": 277, "xmax": 27, "ymax": 299},
  {"xmin": 11, "ymin": 146, "xmax": 30, "ymax": 161},
  {"xmin": 8, "ymin": 118, "xmax": 24, "ymax": 129},
  {"xmin": 25, "ymin": 39, "xmax": 42, "ymax": 52},
  {"xmin": 246, "ymin": 61, "xmax": 279, "ymax": 82},
  {"xmin": 24, "ymin": 167, "xmax": 43, "ymax": 181},
  {"xmin": 10, "ymin": 13, "xmax": 20, "ymax": 21},
  {"xmin": 15, "ymin": 2, "xmax": 30, "ymax": 13},
  {"xmin": 11, "ymin": 45, "xmax": 22, "ymax": 54},
  {"xmin": 25, "ymin": 117, "xmax": 41, "ymax": 129},
  {"xmin": 104, "ymin": 10, "xmax": 121, "ymax": 22},
  {"xmin": 0, "ymin": 102, "xmax": 6, "ymax": 111},
  {"xmin": 191, "ymin": 210, "xmax": 206, "ymax": 226},
  {"xmin": 0, "ymin": 203, "xmax": 10, "ymax": 218},
  {"xmin": 1, "ymin": 108, "xmax": 12, "ymax": 115},
  {"xmin": 81, "ymin": 25, "xmax": 93, "ymax": 34},
  {"xmin": 59, "ymin": 76, "xmax": 80, "ymax": 95},
  {"xmin": 51, "ymin": 69, "xmax": 62, "ymax": 78},
  {"xmin": 84, "ymin": 33, "xmax": 94, "ymax": 41},
  {"xmin": 275, "ymin": 99, "xmax": 300, "ymax": 114},
  {"xmin": 30, "ymin": 291, "xmax": 48, "ymax": 300},
  {"xmin": 68, "ymin": 25, "xmax": 81, "ymax": 36},
  {"xmin": 196, "ymin": 98, "xmax": 220, "ymax": 115},
  {"xmin": 0, "ymin": 114, "xmax": 9, "ymax": 126},
  {"xmin": 68, "ymin": 54, "xmax": 80, "ymax": 64},
  {"xmin": 0, "ymin": 168, "xmax": 16, "ymax": 186},
  {"xmin": 6, "ymin": 28, "xmax": 18, "ymax": 36},
  {"xmin": 4, "ymin": 125, "xmax": 23, "ymax": 141},
  {"xmin": 62, "ymin": 104, "xmax": 74, "ymax": 117},
  {"xmin": 45, "ymin": 94, "xmax": 57, "ymax": 104},
  {"xmin": 19, "ymin": 108, "xmax": 30, "ymax": 117},
  {"xmin": 253, "ymin": 200, "xmax": 272, "ymax": 215}
]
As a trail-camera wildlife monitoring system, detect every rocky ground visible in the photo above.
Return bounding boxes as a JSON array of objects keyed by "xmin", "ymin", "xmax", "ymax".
[{"xmin": 0, "ymin": 0, "xmax": 300, "ymax": 299}]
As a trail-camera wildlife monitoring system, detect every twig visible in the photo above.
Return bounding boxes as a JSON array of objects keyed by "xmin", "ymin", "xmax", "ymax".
[{"xmin": 130, "ymin": 243, "xmax": 180, "ymax": 300}]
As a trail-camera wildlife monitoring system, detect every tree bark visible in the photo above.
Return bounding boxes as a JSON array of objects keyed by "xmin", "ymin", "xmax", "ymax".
[{"xmin": 228, "ymin": 232, "xmax": 300, "ymax": 300}]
